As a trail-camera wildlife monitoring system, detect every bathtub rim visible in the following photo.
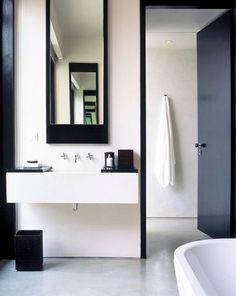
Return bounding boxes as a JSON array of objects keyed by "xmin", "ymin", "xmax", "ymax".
[{"xmin": 174, "ymin": 239, "xmax": 236, "ymax": 296}]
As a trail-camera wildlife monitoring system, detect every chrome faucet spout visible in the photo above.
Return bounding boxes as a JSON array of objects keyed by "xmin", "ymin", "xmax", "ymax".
[
  {"xmin": 75, "ymin": 153, "xmax": 80, "ymax": 163},
  {"xmin": 73, "ymin": 203, "xmax": 78, "ymax": 211}
]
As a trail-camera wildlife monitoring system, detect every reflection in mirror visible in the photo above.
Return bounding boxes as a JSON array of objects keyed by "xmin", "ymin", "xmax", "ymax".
[
  {"xmin": 50, "ymin": 0, "xmax": 103, "ymax": 125},
  {"xmin": 69, "ymin": 63, "xmax": 98, "ymax": 125},
  {"xmin": 83, "ymin": 91, "xmax": 98, "ymax": 125}
]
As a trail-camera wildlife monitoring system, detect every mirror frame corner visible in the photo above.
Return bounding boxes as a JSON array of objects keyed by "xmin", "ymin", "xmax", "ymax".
[{"xmin": 46, "ymin": 0, "xmax": 108, "ymax": 144}]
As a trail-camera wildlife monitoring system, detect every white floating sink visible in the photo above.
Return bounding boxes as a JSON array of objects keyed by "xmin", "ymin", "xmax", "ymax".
[{"xmin": 6, "ymin": 171, "xmax": 139, "ymax": 204}]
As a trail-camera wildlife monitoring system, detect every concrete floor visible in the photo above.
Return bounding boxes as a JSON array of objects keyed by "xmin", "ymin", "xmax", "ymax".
[{"xmin": 0, "ymin": 218, "xmax": 209, "ymax": 296}]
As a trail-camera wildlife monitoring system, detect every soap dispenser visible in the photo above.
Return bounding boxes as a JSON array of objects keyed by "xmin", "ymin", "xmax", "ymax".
[{"xmin": 104, "ymin": 152, "xmax": 115, "ymax": 171}]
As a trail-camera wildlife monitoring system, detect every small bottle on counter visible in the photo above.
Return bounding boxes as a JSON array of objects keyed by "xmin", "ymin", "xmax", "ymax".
[
  {"xmin": 104, "ymin": 152, "xmax": 115, "ymax": 171},
  {"xmin": 106, "ymin": 154, "xmax": 113, "ymax": 170}
]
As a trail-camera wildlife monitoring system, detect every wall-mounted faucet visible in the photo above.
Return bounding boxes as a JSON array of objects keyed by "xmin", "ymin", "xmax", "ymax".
[
  {"xmin": 60, "ymin": 152, "xmax": 68, "ymax": 160},
  {"xmin": 74, "ymin": 153, "xmax": 80, "ymax": 163},
  {"xmin": 86, "ymin": 153, "xmax": 93, "ymax": 160},
  {"xmin": 73, "ymin": 203, "xmax": 78, "ymax": 211}
]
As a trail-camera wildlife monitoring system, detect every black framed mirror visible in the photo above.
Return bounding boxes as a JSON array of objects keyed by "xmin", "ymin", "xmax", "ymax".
[{"xmin": 46, "ymin": 0, "xmax": 108, "ymax": 143}]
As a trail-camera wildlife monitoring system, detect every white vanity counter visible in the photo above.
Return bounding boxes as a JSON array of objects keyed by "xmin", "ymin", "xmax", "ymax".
[{"xmin": 6, "ymin": 171, "xmax": 139, "ymax": 204}]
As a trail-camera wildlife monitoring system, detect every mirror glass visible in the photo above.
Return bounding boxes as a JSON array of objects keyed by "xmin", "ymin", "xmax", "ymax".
[{"xmin": 50, "ymin": 0, "xmax": 104, "ymax": 125}]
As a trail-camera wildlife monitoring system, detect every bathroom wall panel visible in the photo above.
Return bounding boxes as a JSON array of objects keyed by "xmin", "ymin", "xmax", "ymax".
[
  {"xmin": 146, "ymin": 48, "xmax": 198, "ymax": 218},
  {"xmin": 17, "ymin": 204, "xmax": 140, "ymax": 257},
  {"xmin": 16, "ymin": 0, "xmax": 140, "ymax": 257}
]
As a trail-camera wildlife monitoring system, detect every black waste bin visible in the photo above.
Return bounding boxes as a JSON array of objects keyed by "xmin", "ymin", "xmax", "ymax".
[{"xmin": 15, "ymin": 230, "xmax": 43, "ymax": 271}]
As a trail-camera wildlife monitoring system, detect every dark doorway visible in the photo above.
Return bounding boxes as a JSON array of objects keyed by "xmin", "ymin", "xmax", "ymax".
[{"xmin": 140, "ymin": 1, "xmax": 235, "ymax": 259}]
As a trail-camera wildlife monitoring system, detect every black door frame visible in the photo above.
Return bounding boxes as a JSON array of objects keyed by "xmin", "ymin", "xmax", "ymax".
[
  {"xmin": 0, "ymin": 0, "xmax": 15, "ymax": 259},
  {"xmin": 140, "ymin": 0, "xmax": 235, "ymax": 258}
]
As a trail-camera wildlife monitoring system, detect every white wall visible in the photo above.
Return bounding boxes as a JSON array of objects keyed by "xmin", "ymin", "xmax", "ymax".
[
  {"xmin": 16, "ymin": 0, "xmax": 140, "ymax": 257},
  {"xmin": 146, "ymin": 48, "xmax": 197, "ymax": 217}
]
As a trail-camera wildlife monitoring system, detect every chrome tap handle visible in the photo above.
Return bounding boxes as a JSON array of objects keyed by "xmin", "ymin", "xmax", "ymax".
[
  {"xmin": 60, "ymin": 152, "xmax": 68, "ymax": 160},
  {"xmin": 86, "ymin": 153, "xmax": 93, "ymax": 160}
]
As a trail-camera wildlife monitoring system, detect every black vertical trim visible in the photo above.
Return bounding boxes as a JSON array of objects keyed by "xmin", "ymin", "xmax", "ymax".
[
  {"xmin": 69, "ymin": 88, "xmax": 75, "ymax": 124},
  {"xmin": 140, "ymin": 0, "xmax": 146, "ymax": 259},
  {"xmin": 69, "ymin": 68, "xmax": 74, "ymax": 125},
  {"xmin": 233, "ymin": 9, "xmax": 236, "ymax": 236},
  {"xmin": 1, "ymin": 0, "xmax": 15, "ymax": 259},
  {"xmin": 46, "ymin": 0, "xmax": 50, "ymax": 134},
  {"xmin": 103, "ymin": 0, "xmax": 108, "ymax": 135},
  {"xmin": 96, "ymin": 66, "xmax": 99, "ymax": 124}
]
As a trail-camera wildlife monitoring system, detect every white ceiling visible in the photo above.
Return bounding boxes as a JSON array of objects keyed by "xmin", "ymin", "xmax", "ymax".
[
  {"xmin": 146, "ymin": 9, "xmax": 227, "ymax": 49},
  {"xmin": 51, "ymin": 0, "xmax": 103, "ymax": 37},
  {"xmin": 146, "ymin": 9, "xmax": 227, "ymax": 33},
  {"xmin": 146, "ymin": 32, "xmax": 196, "ymax": 49}
]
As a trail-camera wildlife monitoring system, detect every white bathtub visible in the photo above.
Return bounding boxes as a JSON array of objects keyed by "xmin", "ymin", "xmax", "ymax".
[{"xmin": 174, "ymin": 239, "xmax": 236, "ymax": 296}]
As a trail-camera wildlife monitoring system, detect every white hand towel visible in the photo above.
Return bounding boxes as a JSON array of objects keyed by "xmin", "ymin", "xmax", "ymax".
[{"xmin": 155, "ymin": 95, "xmax": 176, "ymax": 188}]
